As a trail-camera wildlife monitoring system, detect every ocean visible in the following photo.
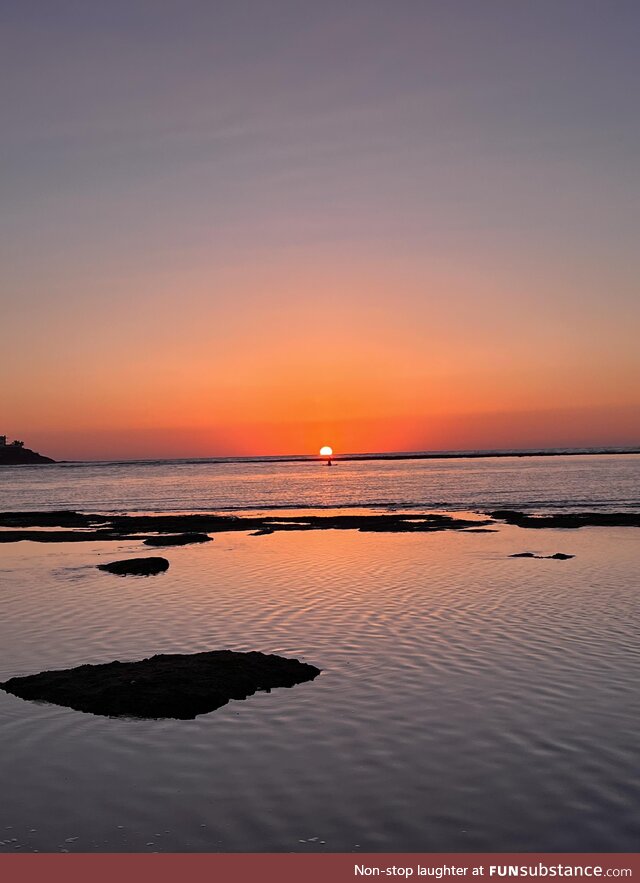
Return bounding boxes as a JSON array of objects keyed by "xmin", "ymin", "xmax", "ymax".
[
  {"xmin": 1, "ymin": 452, "xmax": 639, "ymax": 513},
  {"xmin": 0, "ymin": 453, "xmax": 639, "ymax": 852}
]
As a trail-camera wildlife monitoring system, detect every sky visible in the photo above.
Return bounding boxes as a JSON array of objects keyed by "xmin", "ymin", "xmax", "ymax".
[{"xmin": 1, "ymin": 0, "xmax": 639, "ymax": 459}]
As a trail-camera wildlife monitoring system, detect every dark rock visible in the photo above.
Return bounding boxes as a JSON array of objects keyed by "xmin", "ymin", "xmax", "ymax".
[
  {"xmin": 1, "ymin": 505, "xmax": 635, "ymax": 545},
  {"xmin": 509, "ymin": 552, "xmax": 575, "ymax": 560},
  {"xmin": 97, "ymin": 557, "xmax": 169, "ymax": 576},
  {"xmin": 0, "ymin": 530, "xmax": 117, "ymax": 543},
  {"xmin": 0, "ymin": 650, "xmax": 321, "ymax": 720},
  {"xmin": 0, "ymin": 446, "xmax": 55, "ymax": 465},
  {"xmin": 0, "ymin": 510, "xmax": 496, "ymax": 542},
  {"xmin": 491, "ymin": 510, "xmax": 640, "ymax": 528},
  {"xmin": 143, "ymin": 533, "xmax": 212, "ymax": 547},
  {"xmin": 463, "ymin": 528, "xmax": 498, "ymax": 533},
  {"xmin": 346, "ymin": 513, "xmax": 492, "ymax": 532},
  {"xmin": 0, "ymin": 511, "xmax": 105, "ymax": 528}
]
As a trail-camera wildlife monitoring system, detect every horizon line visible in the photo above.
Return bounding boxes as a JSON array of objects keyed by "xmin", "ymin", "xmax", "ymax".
[{"xmin": 50, "ymin": 444, "xmax": 640, "ymax": 466}]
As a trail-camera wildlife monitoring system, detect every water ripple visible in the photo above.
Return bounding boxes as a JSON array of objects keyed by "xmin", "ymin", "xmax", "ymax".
[{"xmin": 0, "ymin": 525, "xmax": 639, "ymax": 851}]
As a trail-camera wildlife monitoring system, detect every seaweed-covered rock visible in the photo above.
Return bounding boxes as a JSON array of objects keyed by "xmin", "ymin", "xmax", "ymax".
[
  {"xmin": 1, "ymin": 650, "xmax": 321, "ymax": 720},
  {"xmin": 97, "ymin": 557, "xmax": 169, "ymax": 576},
  {"xmin": 143, "ymin": 533, "xmax": 212, "ymax": 547}
]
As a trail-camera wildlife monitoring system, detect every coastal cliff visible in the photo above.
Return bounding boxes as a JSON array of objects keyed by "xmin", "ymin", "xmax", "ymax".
[{"xmin": 0, "ymin": 445, "xmax": 55, "ymax": 465}]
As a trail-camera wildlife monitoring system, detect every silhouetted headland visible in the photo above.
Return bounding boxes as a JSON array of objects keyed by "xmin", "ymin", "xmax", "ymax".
[
  {"xmin": 0, "ymin": 436, "xmax": 54, "ymax": 465},
  {"xmin": 1, "ymin": 650, "xmax": 321, "ymax": 720}
]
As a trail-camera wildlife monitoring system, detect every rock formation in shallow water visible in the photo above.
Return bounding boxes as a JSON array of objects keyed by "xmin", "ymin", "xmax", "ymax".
[
  {"xmin": 0, "ymin": 510, "xmax": 496, "ymax": 543},
  {"xmin": 143, "ymin": 532, "xmax": 212, "ymax": 546},
  {"xmin": 1, "ymin": 508, "xmax": 638, "ymax": 545},
  {"xmin": 0, "ymin": 650, "xmax": 321, "ymax": 720},
  {"xmin": 97, "ymin": 557, "xmax": 170, "ymax": 576},
  {"xmin": 492, "ymin": 510, "xmax": 640, "ymax": 528},
  {"xmin": 509, "ymin": 552, "xmax": 575, "ymax": 560}
]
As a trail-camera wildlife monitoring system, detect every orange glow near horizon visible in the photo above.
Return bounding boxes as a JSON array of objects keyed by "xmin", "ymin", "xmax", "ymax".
[{"xmin": 4, "ymin": 252, "xmax": 639, "ymax": 460}]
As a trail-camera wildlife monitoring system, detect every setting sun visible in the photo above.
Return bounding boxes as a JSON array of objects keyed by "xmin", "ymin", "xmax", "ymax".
[{"xmin": 319, "ymin": 446, "xmax": 333, "ymax": 457}]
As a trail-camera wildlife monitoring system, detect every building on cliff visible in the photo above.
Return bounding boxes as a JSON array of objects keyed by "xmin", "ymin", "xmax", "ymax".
[{"xmin": 0, "ymin": 436, "xmax": 25, "ymax": 448}]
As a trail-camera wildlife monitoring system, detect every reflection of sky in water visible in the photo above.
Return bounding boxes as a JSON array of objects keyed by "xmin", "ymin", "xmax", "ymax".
[{"xmin": 1, "ymin": 524, "xmax": 639, "ymax": 852}]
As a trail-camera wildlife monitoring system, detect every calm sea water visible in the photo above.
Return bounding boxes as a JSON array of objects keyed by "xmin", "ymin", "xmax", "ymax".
[
  {"xmin": 1, "ymin": 453, "xmax": 639, "ymax": 513},
  {"xmin": 0, "ymin": 455, "xmax": 639, "ymax": 852}
]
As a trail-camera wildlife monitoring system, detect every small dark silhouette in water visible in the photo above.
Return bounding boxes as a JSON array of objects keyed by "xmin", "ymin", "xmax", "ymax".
[
  {"xmin": 97, "ymin": 557, "xmax": 169, "ymax": 576},
  {"xmin": 319, "ymin": 445, "xmax": 334, "ymax": 466},
  {"xmin": 509, "ymin": 552, "xmax": 575, "ymax": 560}
]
